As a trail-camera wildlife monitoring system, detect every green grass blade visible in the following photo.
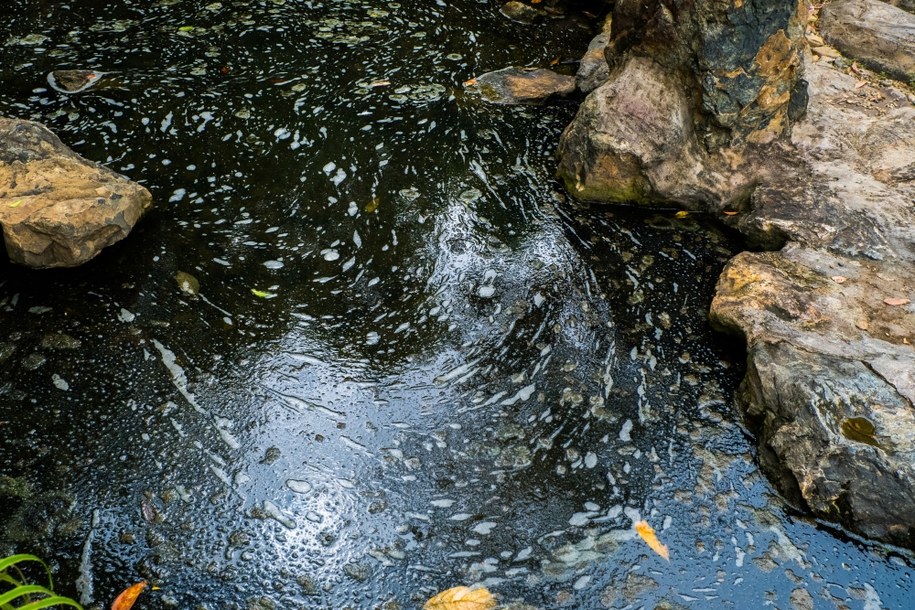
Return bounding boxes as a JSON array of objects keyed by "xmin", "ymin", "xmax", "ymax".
[
  {"xmin": 0, "ymin": 584, "xmax": 54, "ymax": 606},
  {"xmin": 17, "ymin": 596, "xmax": 83, "ymax": 610},
  {"xmin": 0, "ymin": 572, "xmax": 22, "ymax": 587},
  {"xmin": 0, "ymin": 555, "xmax": 54, "ymax": 590}
]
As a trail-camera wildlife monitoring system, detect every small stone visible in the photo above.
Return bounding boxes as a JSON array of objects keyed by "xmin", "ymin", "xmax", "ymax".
[
  {"xmin": 499, "ymin": 1, "xmax": 545, "ymax": 24},
  {"xmin": 468, "ymin": 67, "xmax": 575, "ymax": 105},
  {"xmin": 0, "ymin": 117, "xmax": 152, "ymax": 268}
]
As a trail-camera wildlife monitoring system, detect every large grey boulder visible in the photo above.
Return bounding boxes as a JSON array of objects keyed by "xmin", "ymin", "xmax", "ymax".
[
  {"xmin": 557, "ymin": 55, "xmax": 765, "ymax": 207},
  {"xmin": 0, "ymin": 116, "xmax": 152, "ymax": 268},
  {"xmin": 820, "ymin": 0, "xmax": 915, "ymax": 82}
]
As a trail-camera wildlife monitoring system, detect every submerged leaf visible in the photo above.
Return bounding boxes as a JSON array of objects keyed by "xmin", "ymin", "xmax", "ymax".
[
  {"xmin": 364, "ymin": 197, "xmax": 381, "ymax": 213},
  {"xmin": 424, "ymin": 586, "xmax": 496, "ymax": 610},
  {"xmin": 634, "ymin": 520, "xmax": 670, "ymax": 561},
  {"xmin": 111, "ymin": 581, "xmax": 148, "ymax": 610}
]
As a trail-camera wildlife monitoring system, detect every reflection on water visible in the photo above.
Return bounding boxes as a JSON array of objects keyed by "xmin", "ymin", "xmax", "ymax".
[{"xmin": 0, "ymin": 1, "xmax": 913, "ymax": 608}]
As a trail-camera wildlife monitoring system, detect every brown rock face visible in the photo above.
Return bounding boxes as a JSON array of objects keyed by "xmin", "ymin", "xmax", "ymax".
[
  {"xmin": 557, "ymin": 0, "xmax": 915, "ymax": 549},
  {"xmin": 557, "ymin": 56, "xmax": 764, "ymax": 207},
  {"xmin": 820, "ymin": 0, "xmax": 915, "ymax": 83},
  {"xmin": 710, "ymin": 63, "xmax": 915, "ymax": 549},
  {"xmin": 0, "ymin": 116, "xmax": 152, "ymax": 268},
  {"xmin": 557, "ymin": 0, "xmax": 807, "ymax": 207}
]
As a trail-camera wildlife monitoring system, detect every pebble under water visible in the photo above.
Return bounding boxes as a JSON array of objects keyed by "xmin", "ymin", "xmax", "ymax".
[{"xmin": 1, "ymin": 1, "xmax": 913, "ymax": 608}]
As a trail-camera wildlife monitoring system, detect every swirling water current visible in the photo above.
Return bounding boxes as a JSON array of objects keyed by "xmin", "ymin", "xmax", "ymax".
[{"xmin": 0, "ymin": 1, "xmax": 913, "ymax": 608}]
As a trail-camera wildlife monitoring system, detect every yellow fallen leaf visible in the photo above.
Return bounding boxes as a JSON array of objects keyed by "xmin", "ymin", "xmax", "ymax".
[
  {"xmin": 251, "ymin": 288, "xmax": 272, "ymax": 298},
  {"xmin": 884, "ymin": 297, "xmax": 910, "ymax": 306},
  {"xmin": 424, "ymin": 586, "xmax": 496, "ymax": 610},
  {"xmin": 463, "ymin": 78, "xmax": 477, "ymax": 87},
  {"xmin": 675, "ymin": 210, "xmax": 689, "ymax": 219},
  {"xmin": 112, "ymin": 581, "xmax": 148, "ymax": 610},
  {"xmin": 364, "ymin": 196, "xmax": 381, "ymax": 213},
  {"xmin": 8, "ymin": 199, "xmax": 23, "ymax": 208},
  {"xmin": 634, "ymin": 520, "xmax": 670, "ymax": 561},
  {"xmin": 722, "ymin": 210, "xmax": 738, "ymax": 216}
]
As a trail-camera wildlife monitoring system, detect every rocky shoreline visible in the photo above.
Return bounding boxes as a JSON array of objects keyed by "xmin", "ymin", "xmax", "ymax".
[{"xmin": 550, "ymin": 0, "xmax": 915, "ymax": 549}]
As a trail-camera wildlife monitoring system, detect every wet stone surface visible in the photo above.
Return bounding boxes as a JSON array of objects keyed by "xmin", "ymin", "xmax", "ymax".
[{"xmin": 0, "ymin": 1, "xmax": 913, "ymax": 609}]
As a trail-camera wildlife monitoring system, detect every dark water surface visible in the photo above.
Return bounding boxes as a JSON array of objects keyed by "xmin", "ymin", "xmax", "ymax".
[{"xmin": 1, "ymin": 1, "xmax": 913, "ymax": 608}]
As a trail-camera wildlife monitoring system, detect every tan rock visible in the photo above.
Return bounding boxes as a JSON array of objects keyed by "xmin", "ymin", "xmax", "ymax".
[
  {"xmin": 0, "ymin": 116, "xmax": 152, "ymax": 268},
  {"xmin": 468, "ymin": 67, "xmax": 575, "ymax": 106},
  {"xmin": 556, "ymin": 56, "xmax": 760, "ymax": 207}
]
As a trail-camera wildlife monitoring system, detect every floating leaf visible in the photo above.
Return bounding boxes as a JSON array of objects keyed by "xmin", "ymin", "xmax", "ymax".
[
  {"xmin": 674, "ymin": 211, "xmax": 689, "ymax": 219},
  {"xmin": 251, "ymin": 288, "xmax": 272, "ymax": 298},
  {"xmin": 112, "ymin": 581, "xmax": 148, "ymax": 610},
  {"xmin": 424, "ymin": 586, "xmax": 496, "ymax": 610},
  {"xmin": 463, "ymin": 78, "xmax": 477, "ymax": 87},
  {"xmin": 364, "ymin": 197, "xmax": 381, "ymax": 213},
  {"xmin": 722, "ymin": 211, "xmax": 738, "ymax": 216},
  {"xmin": 634, "ymin": 520, "xmax": 670, "ymax": 561},
  {"xmin": 177, "ymin": 25, "xmax": 195, "ymax": 32},
  {"xmin": 831, "ymin": 276, "xmax": 847, "ymax": 284},
  {"xmin": 884, "ymin": 297, "xmax": 910, "ymax": 306}
]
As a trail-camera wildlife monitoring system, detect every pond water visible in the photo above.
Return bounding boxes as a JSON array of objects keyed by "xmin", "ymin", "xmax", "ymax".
[{"xmin": 0, "ymin": 1, "xmax": 913, "ymax": 609}]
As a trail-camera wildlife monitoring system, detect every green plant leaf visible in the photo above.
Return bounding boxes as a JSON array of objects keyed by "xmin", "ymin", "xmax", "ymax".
[
  {"xmin": 17, "ymin": 596, "xmax": 83, "ymax": 610},
  {"xmin": 0, "ymin": 584, "xmax": 55, "ymax": 606},
  {"xmin": 0, "ymin": 555, "xmax": 53, "ymax": 589}
]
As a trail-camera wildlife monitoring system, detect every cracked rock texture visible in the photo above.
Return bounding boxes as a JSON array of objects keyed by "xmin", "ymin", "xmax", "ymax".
[
  {"xmin": 0, "ymin": 116, "xmax": 152, "ymax": 268},
  {"xmin": 557, "ymin": 0, "xmax": 808, "ymax": 207},
  {"xmin": 710, "ymin": 61, "xmax": 915, "ymax": 549},
  {"xmin": 559, "ymin": 0, "xmax": 915, "ymax": 548},
  {"xmin": 820, "ymin": 0, "xmax": 915, "ymax": 82}
]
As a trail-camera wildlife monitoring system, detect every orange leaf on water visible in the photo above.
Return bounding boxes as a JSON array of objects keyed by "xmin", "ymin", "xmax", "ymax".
[
  {"xmin": 634, "ymin": 520, "xmax": 670, "ymax": 561},
  {"xmin": 722, "ymin": 211, "xmax": 738, "ymax": 216},
  {"xmin": 112, "ymin": 581, "xmax": 148, "ymax": 610},
  {"xmin": 424, "ymin": 586, "xmax": 496, "ymax": 610}
]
